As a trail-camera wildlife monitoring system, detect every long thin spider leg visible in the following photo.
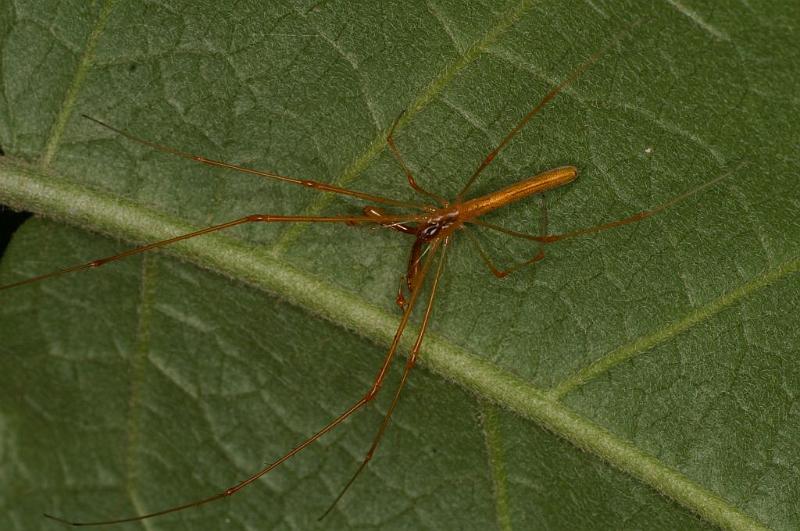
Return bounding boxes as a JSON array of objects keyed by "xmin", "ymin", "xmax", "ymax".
[
  {"xmin": 456, "ymin": 23, "xmax": 639, "ymax": 201},
  {"xmin": 386, "ymin": 113, "xmax": 447, "ymax": 207},
  {"xmin": 82, "ymin": 115, "xmax": 426, "ymax": 211},
  {"xmin": 320, "ymin": 237, "xmax": 449, "ymax": 519},
  {"xmin": 0, "ymin": 213, "xmax": 419, "ymax": 291},
  {"xmin": 462, "ymin": 226, "xmax": 544, "ymax": 278},
  {"xmin": 469, "ymin": 166, "xmax": 739, "ymax": 245},
  {"xmin": 462, "ymin": 192, "xmax": 550, "ymax": 278},
  {"xmin": 42, "ymin": 235, "xmax": 442, "ymax": 527},
  {"xmin": 357, "ymin": 206, "xmax": 419, "ymax": 235}
]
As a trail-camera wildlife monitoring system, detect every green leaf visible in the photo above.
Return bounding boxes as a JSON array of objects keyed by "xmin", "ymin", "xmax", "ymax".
[{"xmin": 1, "ymin": 1, "xmax": 797, "ymax": 529}]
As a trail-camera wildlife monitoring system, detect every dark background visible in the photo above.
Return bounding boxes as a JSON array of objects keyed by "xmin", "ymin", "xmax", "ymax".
[
  {"xmin": 0, "ymin": 204, "xmax": 31, "ymax": 259},
  {"xmin": 0, "ymin": 134, "xmax": 32, "ymax": 260}
]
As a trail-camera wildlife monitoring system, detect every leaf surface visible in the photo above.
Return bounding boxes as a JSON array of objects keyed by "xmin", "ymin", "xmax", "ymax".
[{"xmin": 0, "ymin": 1, "xmax": 798, "ymax": 529}]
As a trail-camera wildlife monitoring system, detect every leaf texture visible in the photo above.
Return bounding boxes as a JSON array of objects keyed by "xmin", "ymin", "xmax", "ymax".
[{"xmin": 0, "ymin": 1, "xmax": 798, "ymax": 530}]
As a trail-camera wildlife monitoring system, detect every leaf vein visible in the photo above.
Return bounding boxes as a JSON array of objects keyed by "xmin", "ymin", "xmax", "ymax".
[
  {"xmin": 549, "ymin": 257, "xmax": 800, "ymax": 400},
  {"xmin": 40, "ymin": 0, "xmax": 117, "ymax": 169}
]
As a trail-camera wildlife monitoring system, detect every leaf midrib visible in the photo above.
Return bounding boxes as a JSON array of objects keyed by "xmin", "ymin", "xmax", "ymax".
[{"xmin": 0, "ymin": 156, "xmax": 774, "ymax": 530}]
